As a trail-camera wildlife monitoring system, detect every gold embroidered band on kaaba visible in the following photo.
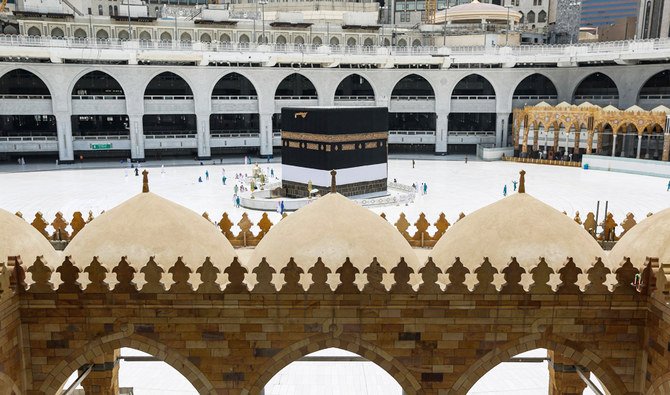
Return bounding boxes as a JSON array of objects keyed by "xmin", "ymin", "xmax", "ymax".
[{"xmin": 281, "ymin": 131, "xmax": 388, "ymax": 143}]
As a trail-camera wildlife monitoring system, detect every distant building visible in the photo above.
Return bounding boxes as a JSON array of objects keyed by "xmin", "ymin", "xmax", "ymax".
[
  {"xmin": 580, "ymin": 0, "xmax": 639, "ymax": 27},
  {"xmin": 547, "ymin": 0, "xmax": 581, "ymax": 43},
  {"xmin": 637, "ymin": 0, "xmax": 670, "ymax": 38}
]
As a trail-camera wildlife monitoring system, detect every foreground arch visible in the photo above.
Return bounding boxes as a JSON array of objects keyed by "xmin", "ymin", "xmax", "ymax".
[
  {"xmin": 71, "ymin": 70, "xmax": 125, "ymax": 97},
  {"xmin": 0, "ymin": 68, "xmax": 51, "ymax": 96},
  {"xmin": 248, "ymin": 333, "xmax": 422, "ymax": 395},
  {"xmin": 41, "ymin": 330, "xmax": 215, "ymax": 394},
  {"xmin": 449, "ymin": 333, "xmax": 628, "ymax": 395},
  {"xmin": 274, "ymin": 73, "xmax": 318, "ymax": 99}
]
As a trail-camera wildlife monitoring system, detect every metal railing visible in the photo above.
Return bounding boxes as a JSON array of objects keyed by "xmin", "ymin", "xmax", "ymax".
[
  {"xmin": 391, "ymin": 95, "xmax": 435, "ymax": 100},
  {"xmin": 334, "ymin": 95, "xmax": 375, "ymax": 100},
  {"xmin": 211, "ymin": 95, "xmax": 258, "ymax": 100},
  {"xmin": 389, "ymin": 130, "xmax": 435, "ymax": 135},
  {"xmin": 0, "ymin": 94, "xmax": 51, "ymax": 99},
  {"xmin": 573, "ymin": 95, "xmax": 619, "ymax": 100},
  {"xmin": 638, "ymin": 94, "xmax": 670, "ymax": 100},
  {"xmin": 449, "ymin": 131, "xmax": 496, "ymax": 136},
  {"xmin": 2, "ymin": 34, "xmax": 670, "ymax": 59},
  {"xmin": 72, "ymin": 95, "xmax": 125, "ymax": 100},
  {"xmin": 0, "ymin": 135, "xmax": 57, "ymax": 141},
  {"xmin": 211, "ymin": 131, "xmax": 260, "ymax": 138},
  {"xmin": 274, "ymin": 95, "xmax": 318, "ymax": 100},
  {"xmin": 73, "ymin": 135, "xmax": 129, "ymax": 140},
  {"xmin": 512, "ymin": 95, "xmax": 558, "ymax": 100},
  {"xmin": 144, "ymin": 133, "xmax": 196, "ymax": 139},
  {"xmin": 143, "ymin": 95, "xmax": 194, "ymax": 100},
  {"xmin": 452, "ymin": 95, "xmax": 496, "ymax": 100}
]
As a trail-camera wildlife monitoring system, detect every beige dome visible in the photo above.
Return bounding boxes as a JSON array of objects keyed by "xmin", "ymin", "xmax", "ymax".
[
  {"xmin": 0, "ymin": 209, "xmax": 60, "ymax": 266},
  {"xmin": 429, "ymin": 193, "xmax": 608, "ymax": 272},
  {"xmin": 435, "ymin": 0, "xmax": 521, "ymax": 24},
  {"xmin": 610, "ymin": 207, "xmax": 670, "ymax": 266},
  {"xmin": 249, "ymin": 193, "xmax": 419, "ymax": 273},
  {"xmin": 64, "ymin": 193, "xmax": 236, "ymax": 269}
]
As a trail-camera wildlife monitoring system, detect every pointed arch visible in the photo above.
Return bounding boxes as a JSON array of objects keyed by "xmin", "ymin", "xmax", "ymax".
[
  {"xmin": 144, "ymin": 71, "xmax": 193, "ymax": 97},
  {"xmin": 513, "ymin": 73, "xmax": 558, "ymax": 99},
  {"xmin": 638, "ymin": 69, "xmax": 670, "ymax": 99},
  {"xmin": 40, "ymin": 331, "xmax": 215, "ymax": 394},
  {"xmin": 449, "ymin": 333, "xmax": 628, "ymax": 395},
  {"xmin": 73, "ymin": 28, "xmax": 87, "ymax": 38},
  {"xmin": 51, "ymin": 27, "xmax": 64, "ymax": 38},
  {"xmin": 452, "ymin": 74, "xmax": 496, "ymax": 98},
  {"xmin": 72, "ymin": 70, "xmax": 125, "ymax": 97},
  {"xmin": 211, "ymin": 72, "xmax": 258, "ymax": 98},
  {"xmin": 392, "ymin": 74, "xmax": 435, "ymax": 98},
  {"xmin": 0, "ymin": 68, "xmax": 52, "ymax": 96},
  {"xmin": 200, "ymin": 33, "xmax": 212, "ymax": 43},
  {"xmin": 274, "ymin": 73, "xmax": 318, "ymax": 99},
  {"xmin": 247, "ymin": 333, "xmax": 421, "ymax": 395},
  {"xmin": 334, "ymin": 73, "xmax": 375, "ymax": 100},
  {"xmin": 573, "ymin": 72, "xmax": 619, "ymax": 100}
]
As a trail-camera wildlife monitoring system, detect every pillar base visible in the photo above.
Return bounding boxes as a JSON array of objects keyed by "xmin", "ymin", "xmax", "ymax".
[
  {"xmin": 197, "ymin": 156, "xmax": 212, "ymax": 161},
  {"xmin": 434, "ymin": 151, "xmax": 448, "ymax": 156},
  {"xmin": 131, "ymin": 158, "xmax": 146, "ymax": 163},
  {"xmin": 57, "ymin": 160, "xmax": 75, "ymax": 165}
]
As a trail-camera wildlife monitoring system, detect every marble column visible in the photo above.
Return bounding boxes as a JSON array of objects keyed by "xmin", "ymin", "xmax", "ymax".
[
  {"xmin": 128, "ymin": 113, "xmax": 145, "ymax": 162},
  {"xmin": 435, "ymin": 112, "xmax": 448, "ymax": 154},
  {"xmin": 54, "ymin": 111, "xmax": 74, "ymax": 163},
  {"xmin": 636, "ymin": 134, "xmax": 643, "ymax": 159},
  {"xmin": 259, "ymin": 112, "xmax": 274, "ymax": 157},
  {"xmin": 196, "ymin": 111, "xmax": 211, "ymax": 159}
]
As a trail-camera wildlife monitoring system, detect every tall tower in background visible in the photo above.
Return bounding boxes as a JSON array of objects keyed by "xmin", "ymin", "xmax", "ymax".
[
  {"xmin": 637, "ymin": 0, "xmax": 670, "ymax": 38},
  {"xmin": 580, "ymin": 0, "xmax": 638, "ymax": 27}
]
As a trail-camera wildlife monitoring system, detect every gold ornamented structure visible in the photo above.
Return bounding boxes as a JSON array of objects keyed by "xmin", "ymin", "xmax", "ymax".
[{"xmin": 513, "ymin": 102, "xmax": 670, "ymax": 160}]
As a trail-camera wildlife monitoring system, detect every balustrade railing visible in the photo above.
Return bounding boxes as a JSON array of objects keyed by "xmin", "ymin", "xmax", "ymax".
[
  {"xmin": 391, "ymin": 95, "xmax": 435, "ymax": 100},
  {"xmin": 143, "ymin": 95, "xmax": 194, "ymax": 100},
  {"xmin": 0, "ymin": 94, "xmax": 51, "ymax": 99},
  {"xmin": 0, "ymin": 135, "xmax": 57, "ymax": 141},
  {"xmin": 1, "ymin": 34, "xmax": 669, "ymax": 60},
  {"xmin": 144, "ymin": 133, "xmax": 196, "ymax": 139},
  {"xmin": 72, "ymin": 135, "xmax": 129, "ymax": 140},
  {"xmin": 452, "ymin": 95, "xmax": 496, "ymax": 100},
  {"xmin": 212, "ymin": 95, "xmax": 258, "ymax": 100},
  {"xmin": 72, "ymin": 95, "xmax": 125, "ymax": 100}
]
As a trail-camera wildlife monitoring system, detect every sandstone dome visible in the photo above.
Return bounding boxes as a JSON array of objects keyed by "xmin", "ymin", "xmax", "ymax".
[
  {"xmin": 429, "ymin": 192, "xmax": 608, "ymax": 273},
  {"xmin": 609, "ymin": 207, "xmax": 670, "ymax": 266},
  {"xmin": 63, "ymin": 192, "xmax": 236, "ymax": 270},
  {"xmin": 435, "ymin": 0, "xmax": 521, "ymax": 24},
  {"xmin": 249, "ymin": 193, "xmax": 419, "ymax": 273},
  {"xmin": 0, "ymin": 208, "xmax": 60, "ymax": 266}
]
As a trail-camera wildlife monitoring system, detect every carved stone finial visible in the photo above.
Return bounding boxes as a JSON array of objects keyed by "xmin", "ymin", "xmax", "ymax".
[
  {"xmin": 518, "ymin": 170, "xmax": 526, "ymax": 193},
  {"xmin": 330, "ymin": 169, "xmax": 337, "ymax": 193},
  {"xmin": 142, "ymin": 170, "xmax": 149, "ymax": 193}
]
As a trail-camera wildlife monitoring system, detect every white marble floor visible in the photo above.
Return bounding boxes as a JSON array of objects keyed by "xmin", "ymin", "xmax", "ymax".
[{"xmin": 1, "ymin": 159, "xmax": 669, "ymax": 233}]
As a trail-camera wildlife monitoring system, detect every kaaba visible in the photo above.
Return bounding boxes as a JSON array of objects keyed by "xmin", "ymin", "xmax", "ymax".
[{"xmin": 281, "ymin": 107, "xmax": 389, "ymax": 198}]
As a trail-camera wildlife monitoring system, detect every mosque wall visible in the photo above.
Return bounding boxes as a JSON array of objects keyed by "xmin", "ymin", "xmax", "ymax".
[
  {"xmin": 645, "ymin": 297, "xmax": 670, "ymax": 394},
  {"xmin": 0, "ymin": 260, "xmax": 24, "ymax": 395},
  {"xmin": 7, "ymin": 254, "xmax": 664, "ymax": 395}
]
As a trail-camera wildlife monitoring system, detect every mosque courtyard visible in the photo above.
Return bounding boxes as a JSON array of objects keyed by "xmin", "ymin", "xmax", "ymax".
[{"xmin": 0, "ymin": 158, "xmax": 659, "ymax": 394}]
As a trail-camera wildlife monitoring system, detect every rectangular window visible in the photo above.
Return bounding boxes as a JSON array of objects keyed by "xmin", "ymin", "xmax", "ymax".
[
  {"xmin": 417, "ymin": 1, "xmax": 425, "ymax": 11},
  {"xmin": 406, "ymin": 1, "xmax": 415, "ymax": 11}
]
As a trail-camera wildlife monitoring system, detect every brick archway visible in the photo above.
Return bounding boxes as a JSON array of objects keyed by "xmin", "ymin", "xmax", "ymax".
[
  {"xmin": 246, "ymin": 333, "xmax": 422, "ymax": 395},
  {"xmin": 39, "ymin": 329, "xmax": 215, "ymax": 395},
  {"xmin": 0, "ymin": 371, "xmax": 21, "ymax": 395},
  {"xmin": 447, "ymin": 332, "xmax": 629, "ymax": 395}
]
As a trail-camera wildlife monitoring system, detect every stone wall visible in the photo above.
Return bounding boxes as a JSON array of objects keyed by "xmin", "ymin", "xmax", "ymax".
[
  {"xmin": 1, "ymin": 255, "xmax": 667, "ymax": 394},
  {"xmin": 0, "ymin": 259, "xmax": 22, "ymax": 394}
]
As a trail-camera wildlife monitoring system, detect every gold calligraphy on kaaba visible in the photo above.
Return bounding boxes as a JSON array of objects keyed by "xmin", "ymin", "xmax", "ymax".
[
  {"xmin": 281, "ymin": 131, "xmax": 388, "ymax": 143},
  {"xmin": 294, "ymin": 112, "xmax": 309, "ymax": 119}
]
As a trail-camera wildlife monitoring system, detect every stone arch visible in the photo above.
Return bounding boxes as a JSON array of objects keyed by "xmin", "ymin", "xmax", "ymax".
[
  {"xmin": 334, "ymin": 73, "xmax": 376, "ymax": 99},
  {"xmin": 330, "ymin": 36, "xmax": 340, "ymax": 46},
  {"xmin": 451, "ymin": 73, "xmax": 496, "ymax": 98},
  {"xmin": 180, "ymin": 32, "xmax": 192, "ymax": 42},
  {"xmin": 39, "ymin": 330, "xmax": 216, "ymax": 394},
  {"xmin": 364, "ymin": 37, "xmax": 373, "ymax": 46},
  {"xmin": 346, "ymin": 37, "xmax": 356, "ymax": 47},
  {"xmin": 211, "ymin": 72, "xmax": 258, "ymax": 98},
  {"xmin": 412, "ymin": 39, "xmax": 422, "ymax": 47},
  {"xmin": 383, "ymin": 38, "xmax": 390, "ymax": 46},
  {"xmin": 392, "ymin": 73, "xmax": 435, "ymax": 97},
  {"xmin": 51, "ymin": 27, "xmax": 64, "ymax": 38},
  {"xmin": 0, "ymin": 371, "xmax": 20, "ymax": 394},
  {"xmin": 73, "ymin": 28, "xmax": 87, "ymax": 38},
  {"xmin": 0, "ymin": 68, "xmax": 52, "ymax": 96},
  {"xmin": 220, "ymin": 33, "xmax": 232, "ymax": 43},
  {"xmin": 238, "ymin": 34, "xmax": 249, "ymax": 43},
  {"xmin": 448, "ymin": 333, "xmax": 629, "ymax": 395},
  {"xmin": 638, "ymin": 69, "xmax": 670, "ymax": 100},
  {"xmin": 312, "ymin": 36, "xmax": 322, "ymax": 46},
  {"xmin": 160, "ymin": 31, "xmax": 172, "ymax": 42},
  {"xmin": 139, "ymin": 31, "xmax": 152, "ymax": 41},
  {"xmin": 118, "ymin": 30, "xmax": 129, "ymax": 40},
  {"xmin": 512, "ymin": 73, "xmax": 558, "ymax": 99},
  {"xmin": 647, "ymin": 371, "xmax": 670, "ymax": 394},
  {"xmin": 538, "ymin": 10, "xmax": 547, "ymax": 22},
  {"xmin": 4, "ymin": 25, "xmax": 18, "ymax": 35},
  {"xmin": 143, "ymin": 71, "xmax": 194, "ymax": 97},
  {"xmin": 527, "ymin": 10, "xmax": 536, "ymax": 23},
  {"xmin": 573, "ymin": 72, "xmax": 620, "ymax": 100},
  {"xmin": 294, "ymin": 35, "xmax": 305, "ymax": 45},
  {"xmin": 71, "ymin": 70, "xmax": 125, "ymax": 97},
  {"xmin": 274, "ymin": 73, "xmax": 318, "ymax": 99},
  {"xmin": 276, "ymin": 35, "xmax": 287, "ymax": 44},
  {"xmin": 27, "ymin": 26, "xmax": 41, "ymax": 36},
  {"xmin": 200, "ymin": 33, "xmax": 212, "ymax": 43},
  {"xmin": 247, "ymin": 333, "xmax": 422, "ymax": 395},
  {"xmin": 96, "ymin": 29, "xmax": 109, "ymax": 40}
]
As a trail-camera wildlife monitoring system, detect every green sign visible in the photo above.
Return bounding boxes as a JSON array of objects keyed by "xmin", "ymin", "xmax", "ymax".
[{"xmin": 90, "ymin": 143, "xmax": 113, "ymax": 150}]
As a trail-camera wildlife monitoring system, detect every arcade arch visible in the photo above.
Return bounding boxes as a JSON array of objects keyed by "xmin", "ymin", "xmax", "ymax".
[
  {"xmin": 334, "ymin": 73, "xmax": 375, "ymax": 101},
  {"xmin": 638, "ymin": 69, "xmax": 670, "ymax": 101},
  {"xmin": 274, "ymin": 73, "xmax": 317, "ymax": 99},
  {"xmin": 391, "ymin": 74, "xmax": 435, "ymax": 98},
  {"xmin": 573, "ymin": 72, "xmax": 619, "ymax": 103},
  {"xmin": 512, "ymin": 73, "xmax": 558, "ymax": 100},
  {"xmin": 210, "ymin": 73, "xmax": 259, "ymax": 139},
  {"xmin": 451, "ymin": 74, "xmax": 496, "ymax": 98}
]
